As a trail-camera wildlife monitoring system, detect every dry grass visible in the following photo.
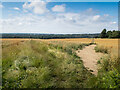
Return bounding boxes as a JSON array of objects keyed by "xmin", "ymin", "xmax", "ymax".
[
  {"xmin": 94, "ymin": 39, "xmax": 119, "ymax": 58},
  {"xmin": 0, "ymin": 38, "xmax": 92, "ymax": 43},
  {"xmin": 1, "ymin": 38, "xmax": 119, "ymax": 57},
  {"xmin": 44, "ymin": 38, "xmax": 92, "ymax": 43},
  {"xmin": 1, "ymin": 38, "xmax": 120, "ymax": 88}
]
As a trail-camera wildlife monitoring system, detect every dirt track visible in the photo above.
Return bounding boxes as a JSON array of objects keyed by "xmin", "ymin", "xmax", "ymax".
[{"xmin": 76, "ymin": 45, "xmax": 103, "ymax": 75}]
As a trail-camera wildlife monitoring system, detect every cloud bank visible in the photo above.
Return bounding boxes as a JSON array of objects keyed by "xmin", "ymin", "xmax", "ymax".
[{"xmin": 1, "ymin": 1, "xmax": 118, "ymax": 34}]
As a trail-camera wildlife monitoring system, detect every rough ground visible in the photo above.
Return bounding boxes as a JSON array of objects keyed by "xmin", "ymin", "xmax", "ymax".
[{"xmin": 76, "ymin": 45, "xmax": 103, "ymax": 76}]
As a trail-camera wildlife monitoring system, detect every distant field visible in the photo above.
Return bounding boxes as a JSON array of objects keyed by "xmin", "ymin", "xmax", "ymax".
[
  {"xmin": 1, "ymin": 38, "xmax": 119, "ymax": 58},
  {"xmin": 1, "ymin": 38, "xmax": 119, "ymax": 54}
]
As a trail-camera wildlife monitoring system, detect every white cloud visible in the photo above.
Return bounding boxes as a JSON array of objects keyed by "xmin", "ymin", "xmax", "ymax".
[
  {"xmin": 0, "ymin": 3, "xmax": 3, "ymax": 8},
  {"xmin": 52, "ymin": 4, "xmax": 65, "ymax": 12},
  {"xmin": 2, "ymin": 7, "xmax": 117, "ymax": 34},
  {"xmin": 23, "ymin": 1, "xmax": 49, "ymax": 14},
  {"xmin": 93, "ymin": 15, "xmax": 100, "ymax": 21},
  {"xmin": 13, "ymin": 7, "xmax": 20, "ymax": 10},
  {"xmin": 112, "ymin": 22, "xmax": 117, "ymax": 24}
]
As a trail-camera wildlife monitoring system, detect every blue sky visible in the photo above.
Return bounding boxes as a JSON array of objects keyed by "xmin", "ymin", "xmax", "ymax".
[
  {"xmin": 1, "ymin": 0, "xmax": 120, "ymax": 2},
  {"xmin": 2, "ymin": 2, "xmax": 118, "ymax": 18},
  {"xmin": 0, "ymin": 1, "xmax": 118, "ymax": 34}
]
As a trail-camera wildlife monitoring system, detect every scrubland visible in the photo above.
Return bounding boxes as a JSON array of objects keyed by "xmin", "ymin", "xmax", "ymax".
[{"xmin": 1, "ymin": 38, "xmax": 120, "ymax": 88}]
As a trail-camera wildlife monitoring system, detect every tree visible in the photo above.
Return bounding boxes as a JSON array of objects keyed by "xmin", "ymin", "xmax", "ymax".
[
  {"xmin": 106, "ymin": 31, "xmax": 112, "ymax": 38},
  {"xmin": 100, "ymin": 29, "xmax": 107, "ymax": 38},
  {"xmin": 111, "ymin": 31, "xmax": 120, "ymax": 38}
]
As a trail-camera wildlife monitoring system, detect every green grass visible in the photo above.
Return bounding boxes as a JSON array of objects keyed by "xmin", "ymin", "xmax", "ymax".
[
  {"xmin": 86, "ymin": 46, "xmax": 120, "ymax": 88},
  {"xmin": 2, "ymin": 40, "xmax": 93, "ymax": 88},
  {"xmin": 3, "ymin": 40, "xmax": 120, "ymax": 88}
]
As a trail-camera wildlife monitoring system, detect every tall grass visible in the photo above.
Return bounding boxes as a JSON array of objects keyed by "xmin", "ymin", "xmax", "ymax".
[
  {"xmin": 2, "ymin": 40, "xmax": 92, "ymax": 88},
  {"xmin": 86, "ymin": 45, "xmax": 120, "ymax": 88},
  {"xmin": 94, "ymin": 45, "xmax": 108, "ymax": 54}
]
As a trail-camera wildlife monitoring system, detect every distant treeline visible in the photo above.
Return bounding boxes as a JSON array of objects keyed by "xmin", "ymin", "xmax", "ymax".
[
  {"xmin": 100, "ymin": 29, "xmax": 120, "ymax": 38},
  {"xmin": 1, "ymin": 29, "xmax": 119, "ymax": 39},
  {"xmin": 0, "ymin": 33, "xmax": 100, "ymax": 39}
]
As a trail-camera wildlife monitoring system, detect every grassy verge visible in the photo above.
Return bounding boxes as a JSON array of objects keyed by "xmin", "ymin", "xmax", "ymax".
[
  {"xmin": 86, "ymin": 45, "xmax": 120, "ymax": 88},
  {"xmin": 2, "ymin": 40, "xmax": 92, "ymax": 88}
]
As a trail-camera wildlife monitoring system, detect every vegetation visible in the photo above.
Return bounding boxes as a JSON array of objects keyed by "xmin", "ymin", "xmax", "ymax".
[
  {"xmin": 1, "ymin": 29, "xmax": 119, "ymax": 39},
  {"xmin": 2, "ymin": 40, "xmax": 93, "ymax": 88},
  {"xmin": 100, "ymin": 29, "xmax": 107, "ymax": 38},
  {"xmin": 100, "ymin": 29, "xmax": 120, "ymax": 38},
  {"xmin": 94, "ymin": 45, "xmax": 108, "ymax": 54},
  {"xmin": 86, "ymin": 45, "xmax": 120, "ymax": 88},
  {"xmin": 2, "ymin": 38, "xmax": 120, "ymax": 88},
  {"xmin": 1, "ymin": 33, "xmax": 99, "ymax": 39}
]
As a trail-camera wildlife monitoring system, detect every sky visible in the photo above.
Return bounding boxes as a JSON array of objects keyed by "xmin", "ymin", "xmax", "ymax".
[
  {"xmin": 0, "ymin": 1, "xmax": 118, "ymax": 34},
  {"xmin": 1, "ymin": 0, "xmax": 120, "ymax": 2}
]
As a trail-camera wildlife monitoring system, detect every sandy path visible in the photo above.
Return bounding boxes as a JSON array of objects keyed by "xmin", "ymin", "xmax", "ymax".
[{"xmin": 76, "ymin": 45, "xmax": 103, "ymax": 76}]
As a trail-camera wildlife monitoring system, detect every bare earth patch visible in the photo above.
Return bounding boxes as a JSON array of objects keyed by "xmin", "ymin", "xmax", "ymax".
[{"xmin": 76, "ymin": 45, "xmax": 103, "ymax": 76}]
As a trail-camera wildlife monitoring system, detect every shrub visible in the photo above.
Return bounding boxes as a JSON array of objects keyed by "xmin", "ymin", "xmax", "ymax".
[{"xmin": 95, "ymin": 45, "xmax": 108, "ymax": 54}]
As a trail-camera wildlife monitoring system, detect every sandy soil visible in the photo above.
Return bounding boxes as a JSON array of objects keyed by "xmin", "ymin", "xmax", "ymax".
[{"xmin": 76, "ymin": 45, "xmax": 103, "ymax": 76}]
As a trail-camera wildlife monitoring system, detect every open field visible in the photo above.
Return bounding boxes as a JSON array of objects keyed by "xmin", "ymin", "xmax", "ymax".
[
  {"xmin": 1, "ymin": 38, "xmax": 120, "ymax": 88},
  {"xmin": 46, "ymin": 38, "xmax": 119, "ymax": 57},
  {"xmin": 1, "ymin": 38, "xmax": 119, "ymax": 64},
  {"xmin": 1, "ymin": 38, "xmax": 119, "ymax": 55},
  {"xmin": 1, "ymin": 38, "xmax": 119, "ymax": 46}
]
